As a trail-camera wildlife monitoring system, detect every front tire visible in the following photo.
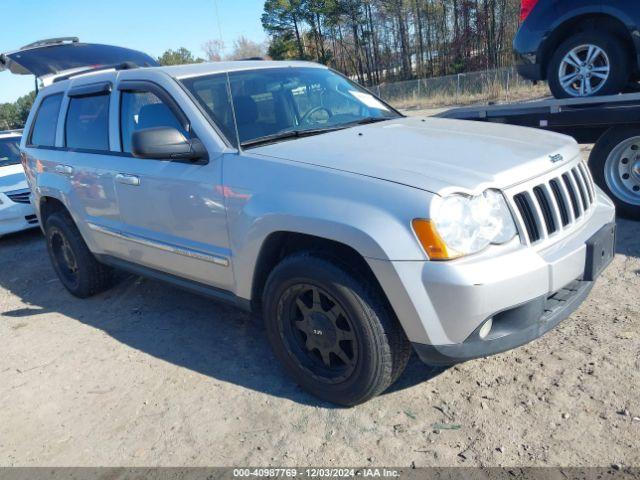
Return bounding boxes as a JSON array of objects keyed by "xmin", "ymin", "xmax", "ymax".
[
  {"xmin": 45, "ymin": 211, "xmax": 116, "ymax": 298},
  {"xmin": 548, "ymin": 31, "xmax": 629, "ymax": 99},
  {"xmin": 263, "ymin": 253, "xmax": 410, "ymax": 406},
  {"xmin": 589, "ymin": 127, "xmax": 640, "ymax": 219}
]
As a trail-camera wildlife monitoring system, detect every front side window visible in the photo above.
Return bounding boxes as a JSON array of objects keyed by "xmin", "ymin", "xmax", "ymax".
[
  {"xmin": 0, "ymin": 137, "xmax": 21, "ymax": 167},
  {"xmin": 180, "ymin": 67, "xmax": 400, "ymax": 148},
  {"xmin": 30, "ymin": 93, "xmax": 63, "ymax": 147},
  {"xmin": 120, "ymin": 91, "xmax": 187, "ymax": 153},
  {"xmin": 65, "ymin": 94, "xmax": 110, "ymax": 151}
]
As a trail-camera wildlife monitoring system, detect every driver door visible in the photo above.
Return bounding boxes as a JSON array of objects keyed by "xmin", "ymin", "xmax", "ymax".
[{"xmin": 111, "ymin": 80, "xmax": 233, "ymax": 291}]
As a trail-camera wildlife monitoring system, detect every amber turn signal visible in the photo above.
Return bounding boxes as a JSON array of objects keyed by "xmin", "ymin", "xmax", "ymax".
[{"xmin": 411, "ymin": 219, "xmax": 461, "ymax": 260}]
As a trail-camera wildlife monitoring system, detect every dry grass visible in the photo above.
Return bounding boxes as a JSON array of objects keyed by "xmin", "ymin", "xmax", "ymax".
[{"xmin": 385, "ymin": 80, "xmax": 550, "ymax": 110}]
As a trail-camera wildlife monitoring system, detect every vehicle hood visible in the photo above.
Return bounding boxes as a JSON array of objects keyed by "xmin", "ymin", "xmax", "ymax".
[
  {"xmin": 251, "ymin": 117, "xmax": 580, "ymax": 195},
  {"xmin": 0, "ymin": 164, "xmax": 29, "ymax": 192}
]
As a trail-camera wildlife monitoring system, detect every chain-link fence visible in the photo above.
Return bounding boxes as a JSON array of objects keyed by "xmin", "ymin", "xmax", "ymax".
[{"xmin": 371, "ymin": 67, "xmax": 549, "ymax": 110}]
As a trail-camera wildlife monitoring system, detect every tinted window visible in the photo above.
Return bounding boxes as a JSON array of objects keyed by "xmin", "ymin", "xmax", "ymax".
[
  {"xmin": 0, "ymin": 137, "xmax": 21, "ymax": 167},
  {"xmin": 181, "ymin": 68, "xmax": 399, "ymax": 147},
  {"xmin": 65, "ymin": 94, "xmax": 110, "ymax": 150},
  {"xmin": 30, "ymin": 94, "xmax": 63, "ymax": 147},
  {"xmin": 179, "ymin": 75, "xmax": 236, "ymax": 146},
  {"xmin": 120, "ymin": 91, "xmax": 187, "ymax": 153}
]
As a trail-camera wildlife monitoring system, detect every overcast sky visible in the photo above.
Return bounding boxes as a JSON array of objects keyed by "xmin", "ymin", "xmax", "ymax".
[{"xmin": 0, "ymin": 0, "xmax": 266, "ymax": 103}]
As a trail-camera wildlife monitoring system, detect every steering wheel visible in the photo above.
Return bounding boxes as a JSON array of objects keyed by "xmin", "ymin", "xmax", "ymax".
[{"xmin": 300, "ymin": 106, "xmax": 333, "ymax": 125}]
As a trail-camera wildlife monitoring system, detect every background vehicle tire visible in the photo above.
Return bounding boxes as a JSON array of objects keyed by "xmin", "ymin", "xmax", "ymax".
[
  {"xmin": 548, "ymin": 31, "xmax": 629, "ymax": 99},
  {"xmin": 45, "ymin": 211, "xmax": 116, "ymax": 298},
  {"xmin": 263, "ymin": 253, "xmax": 411, "ymax": 406},
  {"xmin": 589, "ymin": 127, "xmax": 640, "ymax": 219}
]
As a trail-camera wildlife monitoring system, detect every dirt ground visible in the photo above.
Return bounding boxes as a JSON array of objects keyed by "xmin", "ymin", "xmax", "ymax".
[{"xmin": 1, "ymin": 145, "xmax": 639, "ymax": 468}]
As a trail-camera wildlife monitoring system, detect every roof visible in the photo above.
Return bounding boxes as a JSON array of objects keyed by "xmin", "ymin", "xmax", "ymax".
[
  {"xmin": 0, "ymin": 130, "xmax": 22, "ymax": 139},
  {"xmin": 159, "ymin": 60, "xmax": 327, "ymax": 80}
]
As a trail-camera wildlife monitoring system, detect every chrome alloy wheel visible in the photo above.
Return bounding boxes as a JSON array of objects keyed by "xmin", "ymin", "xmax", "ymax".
[
  {"xmin": 558, "ymin": 44, "xmax": 610, "ymax": 97},
  {"xmin": 605, "ymin": 136, "xmax": 640, "ymax": 206}
]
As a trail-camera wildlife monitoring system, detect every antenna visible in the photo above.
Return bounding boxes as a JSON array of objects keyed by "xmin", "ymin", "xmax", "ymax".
[{"xmin": 214, "ymin": 0, "xmax": 224, "ymax": 45}]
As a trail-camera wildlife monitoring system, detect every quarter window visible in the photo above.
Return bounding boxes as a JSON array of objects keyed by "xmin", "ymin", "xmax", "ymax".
[
  {"xmin": 30, "ymin": 93, "xmax": 63, "ymax": 147},
  {"xmin": 120, "ymin": 91, "xmax": 187, "ymax": 153},
  {"xmin": 65, "ymin": 94, "xmax": 110, "ymax": 151}
]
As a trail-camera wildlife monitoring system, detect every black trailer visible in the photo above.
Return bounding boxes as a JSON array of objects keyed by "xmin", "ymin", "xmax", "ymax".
[{"xmin": 438, "ymin": 93, "xmax": 640, "ymax": 218}]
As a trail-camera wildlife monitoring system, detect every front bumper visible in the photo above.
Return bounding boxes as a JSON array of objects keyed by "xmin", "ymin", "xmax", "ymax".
[
  {"xmin": 0, "ymin": 195, "xmax": 38, "ymax": 236},
  {"xmin": 412, "ymin": 278, "xmax": 593, "ymax": 365},
  {"xmin": 368, "ymin": 189, "xmax": 615, "ymax": 364}
]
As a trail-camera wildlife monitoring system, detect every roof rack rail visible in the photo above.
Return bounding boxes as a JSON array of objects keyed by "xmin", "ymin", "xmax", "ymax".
[
  {"xmin": 239, "ymin": 57, "xmax": 265, "ymax": 61},
  {"xmin": 20, "ymin": 37, "xmax": 79, "ymax": 50},
  {"xmin": 52, "ymin": 61, "xmax": 141, "ymax": 83}
]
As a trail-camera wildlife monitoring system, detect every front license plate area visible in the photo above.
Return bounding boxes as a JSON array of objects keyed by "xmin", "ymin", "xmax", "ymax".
[{"xmin": 584, "ymin": 222, "xmax": 616, "ymax": 281}]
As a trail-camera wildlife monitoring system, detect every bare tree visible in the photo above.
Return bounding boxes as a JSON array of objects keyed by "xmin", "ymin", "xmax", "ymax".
[
  {"xmin": 202, "ymin": 39, "xmax": 225, "ymax": 61},
  {"xmin": 228, "ymin": 36, "xmax": 267, "ymax": 60}
]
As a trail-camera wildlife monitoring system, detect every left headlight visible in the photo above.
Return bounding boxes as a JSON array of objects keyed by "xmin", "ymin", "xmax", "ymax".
[{"xmin": 413, "ymin": 189, "xmax": 517, "ymax": 260}]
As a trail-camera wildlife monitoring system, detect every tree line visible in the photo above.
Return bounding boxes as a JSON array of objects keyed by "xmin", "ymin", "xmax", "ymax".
[{"xmin": 262, "ymin": 0, "xmax": 521, "ymax": 85}]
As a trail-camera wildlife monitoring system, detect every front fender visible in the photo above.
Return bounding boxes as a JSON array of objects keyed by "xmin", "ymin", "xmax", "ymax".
[{"xmin": 223, "ymin": 154, "xmax": 433, "ymax": 300}]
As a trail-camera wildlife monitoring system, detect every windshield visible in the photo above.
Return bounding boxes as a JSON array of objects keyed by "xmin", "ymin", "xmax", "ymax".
[
  {"xmin": 0, "ymin": 137, "xmax": 21, "ymax": 167},
  {"xmin": 180, "ymin": 67, "xmax": 401, "ymax": 148}
]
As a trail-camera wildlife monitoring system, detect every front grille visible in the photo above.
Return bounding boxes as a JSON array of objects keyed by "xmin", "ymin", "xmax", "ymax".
[
  {"xmin": 511, "ymin": 162, "xmax": 596, "ymax": 244},
  {"xmin": 5, "ymin": 189, "xmax": 31, "ymax": 204}
]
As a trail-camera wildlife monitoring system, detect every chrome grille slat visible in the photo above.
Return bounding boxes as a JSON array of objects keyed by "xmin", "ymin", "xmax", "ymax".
[
  {"xmin": 6, "ymin": 189, "xmax": 31, "ymax": 204},
  {"xmin": 557, "ymin": 176, "xmax": 577, "ymax": 224},
  {"xmin": 577, "ymin": 163, "xmax": 595, "ymax": 204},
  {"xmin": 509, "ymin": 161, "xmax": 596, "ymax": 245},
  {"xmin": 541, "ymin": 183, "xmax": 562, "ymax": 233},
  {"xmin": 563, "ymin": 173, "xmax": 582, "ymax": 218},
  {"xmin": 571, "ymin": 168, "xmax": 589, "ymax": 211}
]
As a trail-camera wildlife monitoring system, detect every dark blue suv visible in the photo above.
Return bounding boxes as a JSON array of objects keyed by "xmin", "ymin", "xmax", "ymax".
[{"xmin": 514, "ymin": 0, "xmax": 640, "ymax": 98}]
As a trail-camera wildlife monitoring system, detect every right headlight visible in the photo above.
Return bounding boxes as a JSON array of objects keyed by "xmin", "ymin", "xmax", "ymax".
[{"xmin": 413, "ymin": 189, "xmax": 518, "ymax": 260}]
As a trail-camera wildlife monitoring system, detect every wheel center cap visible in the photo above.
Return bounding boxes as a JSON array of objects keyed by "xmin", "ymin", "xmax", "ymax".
[
  {"xmin": 633, "ymin": 160, "xmax": 640, "ymax": 177},
  {"xmin": 308, "ymin": 313, "xmax": 337, "ymax": 348}
]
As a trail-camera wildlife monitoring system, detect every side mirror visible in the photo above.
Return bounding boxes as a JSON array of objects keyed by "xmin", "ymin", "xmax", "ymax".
[{"xmin": 131, "ymin": 127, "xmax": 208, "ymax": 162}]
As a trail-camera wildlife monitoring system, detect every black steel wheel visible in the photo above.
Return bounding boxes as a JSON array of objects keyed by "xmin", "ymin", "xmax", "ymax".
[
  {"xmin": 49, "ymin": 227, "xmax": 80, "ymax": 290},
  {"xmin": 263, "ymin": 253, "xmax": 411, "ymax": 406},
  {"xmin": 45, "ymin": 211, "xmax": 116, "ymax": 298},
  {"xmin": 280, "ymin": 283, "xmax": 358, "ymax": 383}
]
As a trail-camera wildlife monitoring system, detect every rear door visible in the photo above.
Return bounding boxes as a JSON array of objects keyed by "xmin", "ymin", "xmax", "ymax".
[
  {"xmin": 21, "ymin": 76, "xmax": 123, "ymax": 255},
  {"xmin": 110, "ymin": 78, "xmax": 233, "ymax": 291}
]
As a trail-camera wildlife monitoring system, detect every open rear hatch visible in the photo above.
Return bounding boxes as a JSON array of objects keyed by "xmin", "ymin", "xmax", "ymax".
[{"xmin": 0, "ymin": 37, "xmax": 159, "ymax": 79}]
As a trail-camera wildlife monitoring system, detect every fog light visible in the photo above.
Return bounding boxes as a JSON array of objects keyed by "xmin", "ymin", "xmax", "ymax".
[{"xmin": 479, "ymin": 318, "xmax": 493, "ymax": 340}]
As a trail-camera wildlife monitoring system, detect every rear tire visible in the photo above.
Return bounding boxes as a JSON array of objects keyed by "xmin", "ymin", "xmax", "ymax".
[
  {"xmin": 263, "ymin": 253, "xmax": 410, "ymax": 406},
  {"xmin": 548, "ymin": 31, "xmax": 629, "ymax": 99},
  {"xmin": 45, "ymin": 211, "xmax": 116, "ymax": 298},
  {"xmin": 589, "ymin": 127, "xmax": 640, "ymax": 219}
]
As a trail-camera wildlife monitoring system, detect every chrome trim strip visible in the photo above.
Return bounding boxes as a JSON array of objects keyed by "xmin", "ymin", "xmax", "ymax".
[{"xmin": 87, "ymin": 223, "xmax": 229, "ymax": 267}]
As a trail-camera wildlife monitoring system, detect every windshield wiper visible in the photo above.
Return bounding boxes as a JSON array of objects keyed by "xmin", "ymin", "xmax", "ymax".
[
  {"xmin": 241, "ymin": 125, "xmax": 348, "ymax": 148},
  {"xmin": 352, "ymin": 116, "xmax": 393, "ymax": 126}
]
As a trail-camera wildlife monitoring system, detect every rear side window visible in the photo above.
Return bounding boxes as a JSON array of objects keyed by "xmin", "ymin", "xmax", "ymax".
[
  {"xmin": 30, "ymin": 94, "xmax": 63, "ymax": 147},
  {"xmin": 120, "ymin": 91, "xmax": 187, "ymax": 153},
  {"xmin": 65, "ymin": 94, "xmax": 110, "ymax": 151}
]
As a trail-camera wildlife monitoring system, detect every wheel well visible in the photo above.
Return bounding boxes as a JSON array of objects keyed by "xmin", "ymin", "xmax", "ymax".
[
  {"xmin": 251, "ymin": 232, "xmax": 389, "ymax": 313},
  {"xmin": 39, "ymin": 197, "xmax": 69, "ymax": 226},
  {"xmin": 541, "ymin": 14, "xmax": 635, "ymax": 79}
]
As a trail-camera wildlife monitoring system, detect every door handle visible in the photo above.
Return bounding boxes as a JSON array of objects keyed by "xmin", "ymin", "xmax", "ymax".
[
  {"xmin": 54, "ymin": 164, "xmax": 74, "ymax": 176},
  {"xmin": 115, "ymin": 173, "xmax": 141, "ymax": 186}
]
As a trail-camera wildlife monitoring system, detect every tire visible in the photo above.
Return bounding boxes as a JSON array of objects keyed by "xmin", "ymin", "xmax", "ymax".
[
  {"xmin": 44, "ymin": 211, "xmax": 116, "ymax": 298},
  {"xmin": 589, "ymin": 127, "xmax": 640, "ymax": 219},
  {"xmin": 263, "ymin": 253, "xmax": 411, "ymax": 406},
  {"xmin": 547, "ymin": 31, "xmax": 629, "ymax": 99}
]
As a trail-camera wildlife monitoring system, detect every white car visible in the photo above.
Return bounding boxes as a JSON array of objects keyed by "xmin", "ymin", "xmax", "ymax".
[{"xmin": 0, "ymin": 130, "xmax": 38, "ymax": 236}]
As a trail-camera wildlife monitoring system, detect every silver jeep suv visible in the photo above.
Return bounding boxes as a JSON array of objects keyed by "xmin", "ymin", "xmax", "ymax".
[{"xmin": 21, "ymin": 56, "xmax": 616, "ymax": 405}]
